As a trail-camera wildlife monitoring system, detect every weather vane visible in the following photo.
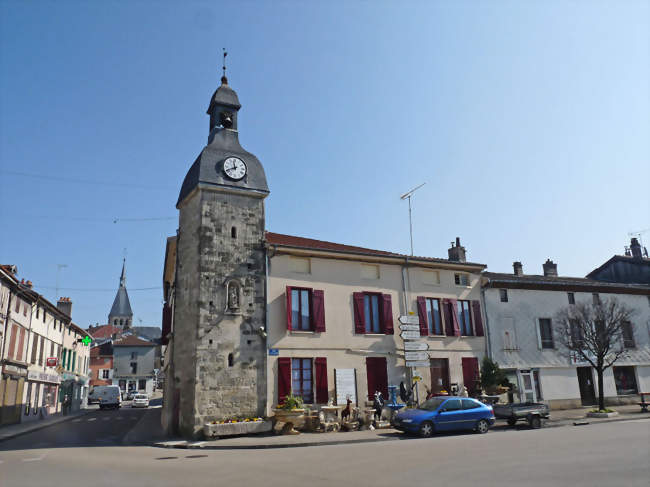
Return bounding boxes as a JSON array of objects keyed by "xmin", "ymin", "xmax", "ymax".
[{"xmin": 222, "ymin": 48, "xmax": 228, "ymax": 83}]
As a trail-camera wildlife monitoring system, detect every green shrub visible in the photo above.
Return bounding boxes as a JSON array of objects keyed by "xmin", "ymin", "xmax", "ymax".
[{"xmin": 278, "ymin": 394, "xmax": 304, "ymax": 411}]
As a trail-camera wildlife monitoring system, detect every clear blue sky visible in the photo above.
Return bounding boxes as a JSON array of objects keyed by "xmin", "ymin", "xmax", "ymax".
[{"xmin": 1, "ymin": 1, "xmax": 648, "ymax": 328}]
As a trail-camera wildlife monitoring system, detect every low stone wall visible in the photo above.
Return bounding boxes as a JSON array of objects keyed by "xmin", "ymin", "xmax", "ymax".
[{"xmin": 203, "ymin": 420, "xmax": 273, "ymax": 439}]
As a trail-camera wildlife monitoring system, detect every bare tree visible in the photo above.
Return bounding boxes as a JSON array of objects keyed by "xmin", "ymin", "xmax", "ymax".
[{"xmin": 554, "ymin": 297, "xmax": 635, "ymax": 411}]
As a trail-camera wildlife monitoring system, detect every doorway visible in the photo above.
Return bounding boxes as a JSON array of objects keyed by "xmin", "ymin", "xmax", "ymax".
[{"xmin": 576, "ymin": 367, "xmax": 596, "ymax": 406}]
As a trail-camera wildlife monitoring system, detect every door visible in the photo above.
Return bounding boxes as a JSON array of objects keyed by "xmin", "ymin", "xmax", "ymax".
[
  {"xmin": 577, "ymin": 367, "xmax": 596, "ymax": 406},
  {"xmin": 461, "ymin": 357, "xmax": 480, "ymax": 395},
  {"xmin": 430, "ymin": 358, "xmax": 450, "ymax": 394},
  {"xmin": 435, "ymin": 398, "xmax": 463, "ymax": 431},
  {"xmin": 519, "ymin": 370, "xmax": 537, "ymax": 403},
  {"xmin": 365, "ymin": 357, "xmax": 388, "ymax": 401}
]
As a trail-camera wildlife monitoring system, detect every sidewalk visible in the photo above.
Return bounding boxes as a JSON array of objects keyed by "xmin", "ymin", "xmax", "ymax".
[
  {"xmin": 154, "ymin": 404, "xmax": 650, "ymax": 450},
  {"xmin": 0, "ymin": 407, "xmax": 94, "ymax": 443}
]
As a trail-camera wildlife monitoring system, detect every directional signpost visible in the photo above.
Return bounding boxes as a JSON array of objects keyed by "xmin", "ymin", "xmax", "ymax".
[
  {"xmin": 405, "ymin": 361, "xmax": 430, "ymax": 368},
  {"xmin": 404, "ymin": 341, "xmax": 429, "ymax": 351},
  {"xmin": 399, "ymin": 314, "xmax": 428, "ymax": 404},
  {"xmin": 399, "ymin": 324, "xmax": 420, "ymax": 332},
  {"xmin": 400, "ymin": 331, "xmax": 420, "ymax": 340},
  {"xmin": 399, "ymin": 315, "xmax": 420, "ymax": 325},
  {"xmin": 405, "ymin": 351, "xmax": 429, "ymax": 361}
]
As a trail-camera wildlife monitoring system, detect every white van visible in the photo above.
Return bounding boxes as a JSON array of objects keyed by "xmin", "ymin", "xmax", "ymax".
[{"xmin": 93, "ymin": 385, "xmax": 122, "ymax": 410}]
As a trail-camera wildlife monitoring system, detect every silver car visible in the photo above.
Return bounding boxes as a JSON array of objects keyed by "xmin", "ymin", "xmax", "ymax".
[{"xmin": 132, "ymin": 394, "xmax": 149, "ymax": 408}]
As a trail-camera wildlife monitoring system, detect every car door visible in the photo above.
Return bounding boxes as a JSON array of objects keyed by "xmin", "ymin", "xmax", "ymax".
[
  {"xmin": 461, "ymin": 399, "xmax": 483, "ymax": 429},
  {"xmin": 435, "ymin": 398, "xmax": 463, "ymax": 431}
]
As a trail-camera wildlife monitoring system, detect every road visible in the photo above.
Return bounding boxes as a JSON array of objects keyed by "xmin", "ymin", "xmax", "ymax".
[{"xmin": 0, "ymin": 416, "xmax": 648, "ymax": 487}]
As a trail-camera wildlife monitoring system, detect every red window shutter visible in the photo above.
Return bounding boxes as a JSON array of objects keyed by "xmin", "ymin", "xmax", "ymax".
[
  {"xmin": 285, "ymin": 286, "xmax": 293, "ymax": 331},
  {"xmin": 449, "ymin": 299, "xmax": 461, "ymax": 336},
  {"xmin": 381, "ymin": 294, "xmax": 394, "ymax": 335},
  {"xmin": 472, "ymin": 300, "xmax": 484, "ymax": 336},
  {"xmin": 462, "ymin": 357, "xmax": 480, "ymax": 395},
  {"xmin": 8, "ymin": 324, "xmax": 17, "ymax": 359},
  {"xmin": 366, "ymin": 357, "xmax": 388, "ymax": 401},
  {"xmin": 353, "ymin": 292, "xmax": 365, "ymax": 334},
  {"xmin": 17, "ymin": 327, "xmax": 26, "ymax": 361},
  {"xmin": 417, "ymin": 296, "xmax": 428, "ymax": 336},
  {"xmin": 312, "ymin": 290, "xmax": 326, "ymax": 333},
  {"xmin": 315, "ymin": 357, "xmax": 328, "ymax": 404},
  {"xmin": 277, "ymin": 357, "xmax": 291, "ymax": 405}
]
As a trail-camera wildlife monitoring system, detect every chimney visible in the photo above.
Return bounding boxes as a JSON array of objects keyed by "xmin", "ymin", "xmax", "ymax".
[
  {"xmin": 630, "ymin": 238, "xmax": 643, "ymax": 259},
  {"xmin": 513, "ymin": 261, "xmax": 523, "ymax": 276},
  {"xmin": 448, "ymin": 237, "xmax": 467, "ymax": 263},
  {"xmin": 25, "ymin": 280, "xmax": 33, "ymax": 289},
  {"xmin": 57, "ymin": 297, "xmax": 72, "ymax": 318},
  {"xmin": 543, "ymin": 259, "xmax": 558, "ymax": 277}
]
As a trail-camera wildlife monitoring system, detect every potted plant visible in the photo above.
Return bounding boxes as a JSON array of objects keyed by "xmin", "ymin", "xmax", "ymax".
[
  {"xmin": 479, "ymin": 357, "xmax": 510, "ymax": 396},
  {"xmin": 273, "ymin": 394, "xmax": 306, "ymax": 432}
]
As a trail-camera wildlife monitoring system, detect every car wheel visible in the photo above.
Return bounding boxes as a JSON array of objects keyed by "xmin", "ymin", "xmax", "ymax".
[
  {"xmin": 507, "ymin": 417, "xmax": 517, "ymax": 426},
  {"xmin": 419, "ymin": 421, "xmax": 434, "ymax": 438},
  {"xmin": 529, "ymin": 416, "xmax": 542, "ymax": 429},
  {"xmin": 476, "ymin": 419, "xmax": 489, "ymax": 434}
]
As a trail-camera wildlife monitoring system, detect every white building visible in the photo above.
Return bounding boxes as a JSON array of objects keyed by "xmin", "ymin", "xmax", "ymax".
[
  {"xmin": 112, "ymin": 335, "xmax": 156, "ymax": 396},
  {"xmin": 482, "ymin": 260, "xmax": 650, "ymax": 409}
]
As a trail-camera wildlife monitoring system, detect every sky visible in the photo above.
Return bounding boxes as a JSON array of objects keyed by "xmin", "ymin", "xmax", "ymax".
[{"xmin": 1, "ymin": 0, "xmax": 648, "ymax": 329}]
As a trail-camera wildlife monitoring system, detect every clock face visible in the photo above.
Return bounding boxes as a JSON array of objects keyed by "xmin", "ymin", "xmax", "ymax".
[{"xmin": 223, "ymin": 157, "xmax": 247, "ymax": 180}]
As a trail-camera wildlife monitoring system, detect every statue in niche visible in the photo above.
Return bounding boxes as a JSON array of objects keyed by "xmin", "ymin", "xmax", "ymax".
[{"xmin": 227, "ymin": 281, "xmax": 240, "ymax": 311}]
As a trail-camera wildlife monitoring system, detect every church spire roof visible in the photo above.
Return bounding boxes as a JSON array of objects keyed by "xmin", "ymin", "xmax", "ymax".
[{"xmin": 109, "ymin": 258, "xmax": 133, "ymax": 325}]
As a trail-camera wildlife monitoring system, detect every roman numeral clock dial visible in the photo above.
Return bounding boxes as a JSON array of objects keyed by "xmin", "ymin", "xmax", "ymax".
[{"xmin": 223, "ymin": 156, "xmax": 247, "ymax": 180}]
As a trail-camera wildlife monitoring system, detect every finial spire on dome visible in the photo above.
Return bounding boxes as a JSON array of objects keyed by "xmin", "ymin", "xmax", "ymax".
[
  {"xmin": 119, "ymin": 257, "xmax": 126, "ymax": 288},
  {"xmin": 221, "ymin": 48, "xmax": 228, "ymax": 85}
]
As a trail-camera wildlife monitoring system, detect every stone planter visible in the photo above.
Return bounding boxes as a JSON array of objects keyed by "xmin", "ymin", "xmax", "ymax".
[
  {"xmin": 203, "ymin": 420, "xmax": 273, "ymax": 439},
  {"xmin": 586, "ymin": 411, "xmax": 619, "ymax": 418},
  {"xmin": 272, "ymin": 408, "xmax": 305, "ymax": 434}
]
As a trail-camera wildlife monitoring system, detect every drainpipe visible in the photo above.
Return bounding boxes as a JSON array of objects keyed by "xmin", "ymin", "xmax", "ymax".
[{"xmin": 480, "ymin": 285, "xmax": 492, "ymax": 359}]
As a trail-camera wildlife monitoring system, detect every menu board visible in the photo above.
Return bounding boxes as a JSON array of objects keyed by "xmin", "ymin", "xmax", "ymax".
[{"xmin": 335, "ymin": 368, "xmax": 357, "ymax": 406}]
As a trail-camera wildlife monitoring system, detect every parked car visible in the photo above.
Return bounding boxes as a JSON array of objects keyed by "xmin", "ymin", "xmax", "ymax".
[
  {"xmin": 94, "ymin": 385, "xmax": 122, "ymax": 410},
  {"xmin": 393, "ymin": 397, "xmax": 495, "ymax": 437},
  {"xmin": 125, "ymin": 390, "xmax": 138, "ymax": 401},
  {"xmin": 492, "ymin": 402, "xmax": 549, "ymax": 428},
  {"xmin": 131, "ymin": 394, "xmax": 149, "ymax": 408}
]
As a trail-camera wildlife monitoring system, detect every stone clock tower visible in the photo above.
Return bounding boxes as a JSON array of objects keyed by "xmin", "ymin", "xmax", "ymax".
[{"xmin": 172, "ymin": 71, "xmax": 269, "ymax": 438}]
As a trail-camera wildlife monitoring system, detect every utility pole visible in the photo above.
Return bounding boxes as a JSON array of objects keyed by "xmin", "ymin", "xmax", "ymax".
[{"xmin": 400, "ymin": 183, "xmax": 426, "ymax": 256}]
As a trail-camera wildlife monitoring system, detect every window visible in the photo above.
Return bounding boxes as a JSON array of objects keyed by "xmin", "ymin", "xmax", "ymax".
[
  {"xmin": 25, "ymin": 383, "xmax": 32, "ymax": 416},
  {"xmin": 421, "ymin": 270, "xmax": 440, "ymax": 285},
  {"xmin": 442, "ymin": 398, "xmax": 462, "ymax": 411},
  {"xmin": 231, "ymin": 226, "xmax": 237, "ymax": 238},
  {"xmin": 130, "ymin": 362, "xmax": 138, "ymax": 374},
  {"xmin": 30, "ymin": 335, "xmax": 39, "ymax": 364},
  {"xmin": 364, "ymin": 293, "xmax": 381, "ymax": 333},
  {"xmin": 499, "ymin": 289, "xmax": 508, "ymax": 302},
  {"xmin": 291, "ymin": 358, "xmax": 313, "ymax": 403},
  {"xmin": 130, "ymin": 352, "xmax": 138, "ymax": 360},
  {"xmin": 15, "ymin": 298, "xmax": 20, "ymax": 313},
  {"xmin": 425, "ymin": 298, "xmax": 443, "ymax": 335},
  {"xmin": 138, "ymin": 379, "xmax": 146, "ymax": 390},
  {"xmin": 291, "ymin": 288, "xmax": 312, "ymax": 331},
  {"xmin": 361, "ymin": 264, "xmax": 380, "ymax": 280},
  {"xmin": 102, "ymin": 370, "xmax": 110, "ymax": 379},
  {"xmin": 289, "ymin": 257, "xmax": 310, "ymax": 274},
  {"xmin": 454, "ymin": 273, "xmax": 470, "ymax": 286},
  {"xmin": 33, "ymin": 385, "xmax": 40, "ymax": 415},
  {"xmin": 228, "ymin": 353, "xmax": 234, "ymax": 367},
  {"xmin": 567, "ymin": 292, "xmax": 575, "ymax": 305},
  {"xmin": 457, "ymin": 300, "xmax": 473, "ymax": 336},
  {"xmin": 430, "ymin": 358, "xmax": 450, "ymax": 393},
  {"xmin": 462, "ymin": 398, "xmax": 481, "ymax": 410},
  {"xmin": 36, "ymin": 308, "xmax": 40, "ymax": 319},
  {"xmin": 539, "ymin": 319, "xmax": 554, "ymax": 349},
  {"xmin": 613, "ymin": 366, "xmax": 638, "ymax": 395},
  {"xmin": 622, "ymin": 321, "xmax": 635, "ymax": 348},
  {"xmin": 114, "ymin": 319, "xmax": 117, "ymax": 326},
  {"xmin": 592, "ymin": 293, "xmax": 600, "ymax": 305},
  {"xmin": 23, "ymin": 303, "xmax": 28, "ymax": 316},
  {"xmin": 42, "ymin": 311, "xmax": 46, "ymax": 323},
  {"xmin": 570, "ymin": 320, "xmax": 584, "ymax": 348},
  {"xmin": 38, "ymin": 336, "xmax": 44, "ymax": 366}
]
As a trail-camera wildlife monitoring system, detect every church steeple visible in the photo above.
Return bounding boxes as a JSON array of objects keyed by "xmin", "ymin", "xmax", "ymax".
[{"xmin": 108, "ymin": 258, "xmax": 133, "ymax": 329}]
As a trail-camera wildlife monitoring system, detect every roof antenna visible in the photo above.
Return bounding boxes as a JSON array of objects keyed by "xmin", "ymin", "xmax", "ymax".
[{"xmin": 221, "ymin": 48, "xmax": 228, "ymax": 84}]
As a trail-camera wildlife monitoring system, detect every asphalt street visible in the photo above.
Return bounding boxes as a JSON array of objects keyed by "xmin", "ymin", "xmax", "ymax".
[{"xmin": 0, "ymin": 416, "xmax": 648, "ymax": 487}]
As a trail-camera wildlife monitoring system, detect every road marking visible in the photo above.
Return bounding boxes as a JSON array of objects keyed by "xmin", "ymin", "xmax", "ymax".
[
  {"xmin": 23, "ymin": 453, "xmax": 46, "ymax": 462},
  {"xmin": 88, "ymin": 418, "xmax": 97, "ymax": 422}
]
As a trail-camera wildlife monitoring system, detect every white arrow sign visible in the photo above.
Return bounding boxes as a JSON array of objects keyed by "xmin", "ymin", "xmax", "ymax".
[
  {"xmin": 400, "ymin": 331, "xmax": 420, "ymax": 340},
  {"xmin": 399, "ymin": 324, "xmax": 420, "ymax": 332},
  {"xmin": 405, "ymin": 351, "xmax": 429, "ymax": 361},
  {"xmin": 406, "ymin": 361, "xmax": 430, "ymax": 368},
  {"xmin": 399, "ymin": 315, "xmax": 420, "ymax": 325},
  {"xmin": 404, "ymin": 342, "xmax": 429, "ymax": 351}
]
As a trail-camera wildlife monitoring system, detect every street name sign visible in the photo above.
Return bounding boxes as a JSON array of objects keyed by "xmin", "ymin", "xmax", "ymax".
[
  {"xmin": 400, "ymin": 331, "xmax": 420, "ymax": 340},
  {"xmin": 405, "ymin": 351, "xmax": 429, "ymax": 361},
  {"xmin": 406, "ymin": 361, "xmax": 430, "ymax": 368},
  {"xmin": 399, "ymin": 315, "xmax": 420, "ymax": 325},
  {"xmin": 399, "ymin": 324, "xmax": 420, "ymax": 332},
  {"xmin": 404, "ymin": 342, "xmax": 428, "ymax": 351}
]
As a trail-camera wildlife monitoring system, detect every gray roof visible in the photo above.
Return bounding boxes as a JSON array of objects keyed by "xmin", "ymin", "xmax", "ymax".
[
  {"xmin": 482, "ymin": 272, "xmax": 650, "ymax": 295},
  {"xmin": 109, "ymin": 286, "xmax": 133, "ymax": 318},
  {"xmin": 177, "ymin": 81, "xmax": 269, "ymax": 207}
]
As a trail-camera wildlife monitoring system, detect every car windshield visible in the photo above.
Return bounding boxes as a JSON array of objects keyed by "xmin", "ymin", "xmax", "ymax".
[
  {"xmin": 135, "ymin": 395, "xmax": 147, "ymax": 399},
  {"xmin": 418, "ymin": 397, "xmax": 446, "ymax": 411}
]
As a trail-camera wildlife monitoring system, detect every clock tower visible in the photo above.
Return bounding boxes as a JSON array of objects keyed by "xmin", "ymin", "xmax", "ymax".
[{"xmin": 172, "ymin": 70, "xmax": 269, "ymax": 438}]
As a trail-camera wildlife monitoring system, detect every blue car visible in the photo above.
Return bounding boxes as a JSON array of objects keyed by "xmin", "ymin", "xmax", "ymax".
[{"xmin": 394, "ymin": 396, "xmax": 495, "ymax": 437}]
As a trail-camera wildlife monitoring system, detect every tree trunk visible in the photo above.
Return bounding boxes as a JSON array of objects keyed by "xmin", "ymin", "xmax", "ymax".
[{"xmin": 597, "ymin": 367, "xmax": 605, "ymax": 411}]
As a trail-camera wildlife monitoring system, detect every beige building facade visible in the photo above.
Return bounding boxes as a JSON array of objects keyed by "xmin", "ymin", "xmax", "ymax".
[{"xmin": 265, "ymin": 233, "xmax": 487, "ymax": 415}]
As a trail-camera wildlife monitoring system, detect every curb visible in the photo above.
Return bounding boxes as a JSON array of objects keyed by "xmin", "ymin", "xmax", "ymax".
[
  {"xmin": 0, "ymin": 408, "xmax": 94, "ymax": 443},
  {"xmin": 150, "ymin": 414, "xmax": 650, "ymax": 451}
]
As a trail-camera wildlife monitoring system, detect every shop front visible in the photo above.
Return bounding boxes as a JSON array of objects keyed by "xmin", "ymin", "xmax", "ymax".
[
  {"xmin": 60, "ymin": 373, "xmax": 87, "ymax": 413},
  {"xmin": 0, "ymin": 364, "xmax": 28, "ymax": 426},
  {"xmin": 22, "ymin": 371, "xmax": 61, "ymax": 423}
]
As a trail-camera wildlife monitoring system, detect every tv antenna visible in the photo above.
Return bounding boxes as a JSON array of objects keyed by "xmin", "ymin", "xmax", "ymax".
[{"xmin": 400, "ymin": 183, "xmax": 426, "ymax": 256}]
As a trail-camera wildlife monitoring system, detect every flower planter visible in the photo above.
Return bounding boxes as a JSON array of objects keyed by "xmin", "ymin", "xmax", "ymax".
[
  {"xmin": 203, "ymin": 420, "xmax": 273, "ymax": 439},
  {"xmin": 273, "ymin": 408, "xmax": 305, "ymax": 434},
  {"xmin": 586, "ymin": 411, "xmax": 619, "ymax": 418}
]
